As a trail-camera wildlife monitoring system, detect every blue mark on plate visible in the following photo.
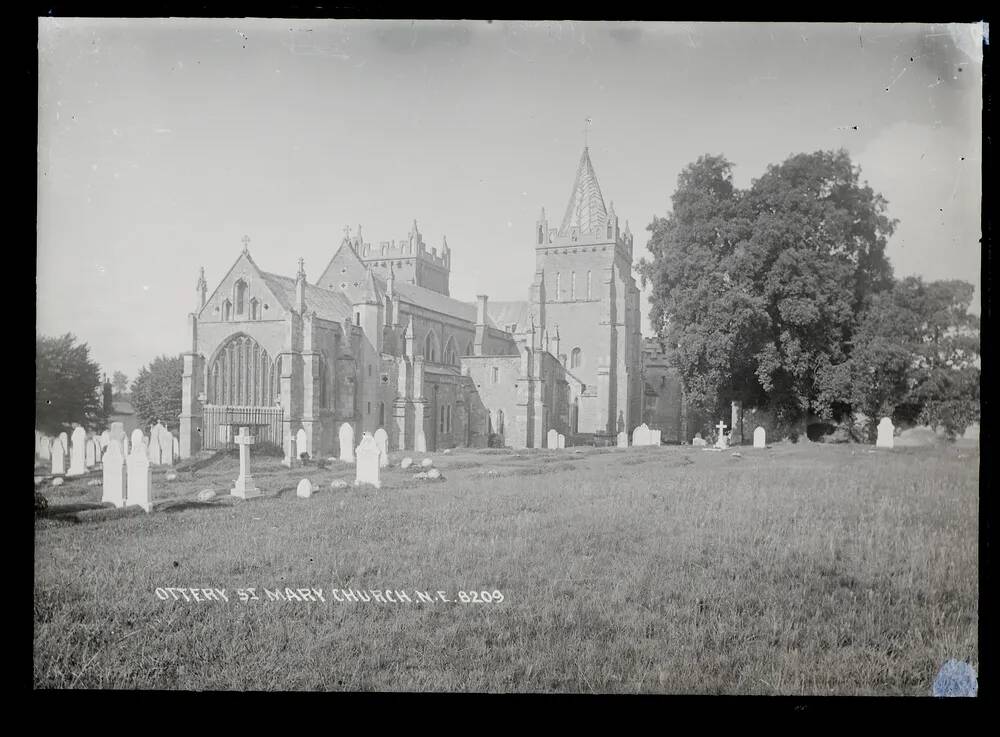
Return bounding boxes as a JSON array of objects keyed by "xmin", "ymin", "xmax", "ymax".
[{"xmin": 932, "ymin": 659, "xmax": 977, "ymax": 697}]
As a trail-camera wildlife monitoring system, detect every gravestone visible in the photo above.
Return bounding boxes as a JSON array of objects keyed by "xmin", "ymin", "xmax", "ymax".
[
  {"xmin": 101, "ymin": 442, "xmax": 126, "ymax": 508},
  {"xmin": 339, "ymin": 423, "xmax": 355, "ymax": 463},
  {"xmin": 632, "ymin": 423, "xmax": 651, "ymax": 447},
  {"xmin": 172, "ymin": 435, "xmax": 180, "ymax": 463},
  {"xmin": 753, "ymin": 426, "xmax": 766, "ymax": 449},
  {"xmin": 84, "ymin": 438, "xmax": 97, "ymax": 468},
  {"xmin": 557, "ymin": 433, "xmax": 566, "ymax": 449},
  {"xmin": 109, "ymin": 422, "xmax": 126, "ymax": 455},
  {"xmin": 650, "ymin": 429, "xmax": 661, "ymax": 446},
  {"xmin": 547, "ymin": 428, "xmax": 558, "ymax": 449},
  {"xmin": 355, "ymin": 432, "xmax": 381, "ymax": 488},
  {"xmin": 230, "ymin": 427, "xmax": 260, "ymax": 499},
  {"xmin": 283, "ymin": 433, "xmax": 296, "ymax": 467},
  {"xmin": 692, "ymin": 435, "xmax": 707, "ymax": 447},
  {"xmin": 50, "ymin": 441, "xmax": 66, "ymax": 475},
  {"xmin": 122, "ymin": 433, "xmax": 130, "ymax": 457},
  {"xmin": 400, "ymin": 457, "xmax": 413, "ymax": 469},
  {"xmin": 617, "ymin": 431, "xmax": 628, "ymax": 448},
  {"xmin": 296, "ymin": 428, "xmax": 308, "ymax": 460},
  {"xmin": 421, "ymin": 458, "xmax": 434, "ymax": 468},
  {"xmin": 58, "ymin": 432, "xmax": 69, "ymax": 455},
  {"xmin": 39, "ymin": 436, "xmax": 51, "ymax": 460},
  {"xmin": 714, "ymin": 420, "xmax": 729, "ymax": 450},
  {"xmin": 876, "ymin": 417, "xmax": 895, "ymax": 449},
  {"xmin": 126, "ymin": 441, "xmax": 153, "ymax": 512},
  {"xmin": 67, "ymin": 427, "xmax": 87, "ymax": 476},
  {"xmin": 373, "ymin": 428, "xmax": 389, "ymax": 468},
  {"xmin": 147, "ymin": 431, "xmax": 163, "ymax": 466},
  {"xmin": 130, "ymin": 429, "xmax": 146, "ymax": 453},
  {"xmin": 197, "ymin": 489, "xmax": 216, "ymax": 502},
  {"xmin": 296, "ymin": 479, "xmax": 313, "ymax": 498}
]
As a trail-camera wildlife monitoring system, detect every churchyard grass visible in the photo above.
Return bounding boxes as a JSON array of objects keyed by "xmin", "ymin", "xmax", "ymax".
[{"xmin": 34, "ymin": 442, "xmax": 978, "ymax": 693}]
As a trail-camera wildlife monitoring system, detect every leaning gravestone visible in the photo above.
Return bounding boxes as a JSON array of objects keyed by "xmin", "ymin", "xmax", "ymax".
[
  {"xmin": 296, "ymin": 428, "xmax": 308, "ymax": 460},
  {"xmin": 126, "ymin": 441, "xmax": 153, "ymax": 512},
  {"xmin": 355, "ymin": 432, "xmax": 381, "ymax": 488},
  {"xmin": 547, "ymin": 428, "xmax": 558, "ymax": 449},
  {"xmin": 876, "ymin": 417, "xmax": 895, "ymax": 449},
  {"xmin": 753, "ymin": 426, "xmax": 766, "ymax": 449},
  {"xmin": 617, "ymin": 431, "xmax": 628, "ymax": 448},
  {"xmin": 373, "ymin": 428, "xmax": 389, "ymax": 468},
  {"xmin": 101, "ymin": 441, "xmax": 126, "ymax": 509},
  {"xmin": 632, "ymin": 423, "xmax": 651, "ymax": 447},
  {"xmin": 296, "ymin": 478, "xmax": 313, "ymax": 499},
  {"xmin": 51, "ymin": 440, "xmax": 66, "ymax": 476},
  {"xmin": 557, "ymin": 433, "xmax": 566, "ymax": 449},
  {"xmin": 339, "ymin": 423, "xmax": 355, "ymax": 463}
]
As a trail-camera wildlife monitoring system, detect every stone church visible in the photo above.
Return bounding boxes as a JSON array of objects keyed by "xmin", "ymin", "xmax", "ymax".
[{"xmin": 179, "ymin": 146, "xmax": 680, "ymax": 459}]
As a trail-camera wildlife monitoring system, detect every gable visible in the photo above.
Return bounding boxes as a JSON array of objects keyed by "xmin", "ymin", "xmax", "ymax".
[
  {"xmin": 317, "ymin": 240, "xmax": 372, "ymax": 304},
  {"xmin": 200, "ymin": 251, "xmax": 288, "ymax": 323}
]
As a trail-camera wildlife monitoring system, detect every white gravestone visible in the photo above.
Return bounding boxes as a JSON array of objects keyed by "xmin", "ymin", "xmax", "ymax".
[
  {"xmin": 373, "ymin": 428, "xmax": 389, "ymax": 468},
  {"xmin": 40, "ymin": 436, "xmax": 51, "ymax": 460},
  {"xmin": 650, "ymin": 429, "xmax": 661, "ymax": 446},
  {"xmin": 171, "ymin": 435, "xmax": 180, "ymax": 464},
  {"xmin": 50, "ymin": 440, "xmax": 66, "ymax": 475},
  {"xmin": 230, "ymin": 427, "xmax": 260, "ymax": 499},
  {"xmin": 131, "ymin": 429, "xmax": 146, "ymax": 453},
  {"xmin": 876, "ymin": 417, "xmax": 895, "ymax": 449},
  {"xmin": 692, "ymin": 434, "xmax": 707, "ymax": 447},
  {"xmin": 557, "ymin": 433, "xmax": 566, "ymax": 449},
  {"xmin": 58, "ymin": 432, "xmax": 69, "ymax": 455},
  {"xmin": 84, "ymin": 438, "xmax": 97, "ymax": 468},
  {"xmin": 355, "ymin": 432, "xmax": 381, "ymax": 488},
  {"xmin": 714, "ymin": 420, "xmax": 729, "ymax": 450},
  {"xmin": 147, "ymin": 431, "xmax": 163, "ymax": 466},
  {"xmin": 753, "ymin": 426, "xmax": 766, "ymax": 449},
  {"xmin": 547, "ymin": 428, "xmax": 558, "ymax": 449},
  {"xmin": 632, "ymin": 423, "xmax": 651, "ymax": 447},
  {"xmin": 617, "ymin": 431, "xmax": 628, "ymax": 448},
  {"xmin": 109, "ymin": 422, "xmax": 126, "ymax": 455},
  {"xmin": 339, "ymin": 423, "xmax": 355, "ymax": 463},
  {"xmin": 101, "ymin": 442, "xmax": 127, "ymax": 509},
  {"xmin": 122, "ymin": 433, "xmax": 130, "ymax": 457},
  {"xmin": 68, "ymin": 427, "xmax": 87, "ymax": 476},
  {"xmin": 283, "ymin": 433, "xmax": 296, "ymax": 468},
  {"xmin": 296, "ymin": 428, "xmax": 308, "ymax": 460},
  {"xmin": 126, "ymin": 441, "xmax": 153, "ymax": 512},
  {"xmin": 296, "ymin": 478, "xmax": 313, "ymax": 498}
]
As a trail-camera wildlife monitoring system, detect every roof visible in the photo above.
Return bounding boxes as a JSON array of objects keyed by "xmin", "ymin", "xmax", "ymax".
[
  {"xmin": 111, "ymin": 400, "xmax": 134, "ymax": 415},
  {"xmin": 260, "ymin": 272, "xmax": 354, "ymax": 323},
  {"xmin": 394, "ymin": 280, "xmax": 499, "ymax": 328},
  {"xmin": 559, "ymin": 147, "xmax": 608, "ymax": 236},
  {"xmin": 486, "ymin": 301, "xmax": 530, "ymax": 333}
]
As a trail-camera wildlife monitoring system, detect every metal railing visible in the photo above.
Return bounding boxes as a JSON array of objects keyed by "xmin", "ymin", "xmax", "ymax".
[{"xmin": 202, "ymin": 405, "xmax": 283, "ymax": 451}]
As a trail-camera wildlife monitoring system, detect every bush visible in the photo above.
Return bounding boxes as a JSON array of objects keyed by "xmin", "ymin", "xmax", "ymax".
[{"xmin": 34, "ymin": 491, "xmax": 49, "ymax": 517}]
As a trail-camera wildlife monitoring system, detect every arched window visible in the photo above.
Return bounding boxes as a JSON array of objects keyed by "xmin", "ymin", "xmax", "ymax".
[
  {"xmin": 208, "ymin": 333, "xmax": 275, "ymax": 407},
  {"xmin": 497, "ymin": 409, "xmax": 505, "ymax": 436},
  {"xmin": 444, "ymin": 337, "xmax": 458, "ymax": 366},
  {"xmin": 234, "ymin": 280, "xmax": 248, "ymax": 316},
  {"xmin": 571, "ymin": 347, "xmax": 582, "ymax": 369},
  {"xmin": 222, "ymin": 300, "xmax": 232, "ymax": 321},
  {"xmin": 465, "ymin": 340, "xmax": 473, "ymax": 356},
  {"xmin": 491, "ymin": 367, "xmax": 499, "ymax": 384},
  {"xmin": 250, "ymin": 298, "xmax": 260, "ymax": 320},
  {"xmin": 424, "ymin": 330, "xmax": 438, "ymax": 362},
  {"xmin": 570, "ymin": 272, "xmax": 576, "ymax": 300},
  {"xmin": 319, "ymin": 352, "xmax": 328, "ymax": 408},
  {"xmin": 378, "ymin": 402, "xmax": 385, "ymax": 426},
  {"xmin": 607, "ymin": 221, "xmax": 613, "ymax": 239}
]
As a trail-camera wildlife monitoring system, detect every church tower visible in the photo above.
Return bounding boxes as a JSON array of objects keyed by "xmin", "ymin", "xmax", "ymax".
[{"xmin": 531, "ymin": 145, "xmax": 642, "ymax": 435}]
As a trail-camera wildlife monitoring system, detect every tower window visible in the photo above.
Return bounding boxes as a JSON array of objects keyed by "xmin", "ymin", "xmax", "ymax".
[{"xmin": 571, "ymin": 347, "xmax": 582, "ymax": 369}]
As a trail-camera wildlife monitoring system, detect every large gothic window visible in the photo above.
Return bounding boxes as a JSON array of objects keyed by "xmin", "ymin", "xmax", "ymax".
[{"xmin": 208, "ymin": 333, "xmax": 276, "ymax": 406}]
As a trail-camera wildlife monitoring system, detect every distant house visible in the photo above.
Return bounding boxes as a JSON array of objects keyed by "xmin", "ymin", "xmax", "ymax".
[{"xmin": 108, "ymin": 399, "xmax": 140, "ymax": 434}]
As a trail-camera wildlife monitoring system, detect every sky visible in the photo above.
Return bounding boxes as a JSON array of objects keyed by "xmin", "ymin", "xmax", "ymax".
[{"xmin": 37, "ymin": 19, "xmax": 984, "ymax": 380}]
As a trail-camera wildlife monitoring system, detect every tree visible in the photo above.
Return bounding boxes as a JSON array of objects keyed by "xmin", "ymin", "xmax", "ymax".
[
  {"xmin": 130, "ymin": 355, "xmax": 184, "ymax": 431},
  {"xmin": 638, "ymin": 149, "xmax": 897, "ymax": 428},
  {"xmin": 111, "ymin": 371, "xmax": 129, "ymax": 398},
  {"xmin": 36, "ymin": 333, "xmax": 106, "ymax": 433}
]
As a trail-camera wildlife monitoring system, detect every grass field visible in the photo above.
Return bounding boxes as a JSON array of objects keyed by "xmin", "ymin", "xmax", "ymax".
[{"xmin": 33, "ymin": 441, "xmax": 979, "ymax": 693}]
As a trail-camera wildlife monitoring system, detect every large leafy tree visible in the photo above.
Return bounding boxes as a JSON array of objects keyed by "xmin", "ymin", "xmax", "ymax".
[
  {"xmin": 639, "ymin": 149, "xmax": 896, "ymax": 426},
  {"xmin": 130, "ymin": 355, "xmax": 184, "ymax": 431},
  {"xmin": 36, "ymin": 333, "xmax": 106, "ymax": 433}
]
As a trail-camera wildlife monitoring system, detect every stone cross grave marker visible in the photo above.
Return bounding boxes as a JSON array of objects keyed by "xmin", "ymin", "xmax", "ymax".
[
  {"xmin": 617, "ymin": 431, "xmax": 628, "ymax": 448},
  {"xmin": 373, "ymin": 428, "xmax": 389, "ymax": 468},
  {"xmin": 126, "ymin": 440, "xmax": 153, "ymax": 512},
  {"xmin": 557, "ymin": 433, "xmax": 566, "ymax": 449},
  {"xmin": 231, "ymin": 426, "xmax": 260, "ymax": 499},
  {"xmin": 715, "ymin": 420, "xmax": 729, "ymax": 449},
  {"xmin": 547, "ymin": 428, "xmax": 558, "ymax": 449},
  {"xmin": 101, "ymin": 441, "xmax": 126, "ymax": 508},
  {"xmin": 355, "ymin": 432, "xmax": 381, "ymax": 488},
  {"xmin": 632, "ymin": 423, "xmax": 651, "ymax": 447},
  {"xmin": 296, "ymin": 428, "xmax": 308, "ymax": 460},
  {"xmin": 753, "ymin": 426, "xmax": 766, "ymax": 449},
  {"xmin": 339, "ymin": 423, "xmax": 355, "ymax": 463},
  {"xmin": 50, "ymin": 439, "xmax": 66, "ymax": 475},
  {"xmin": 876, "ymin": 417, "xmax": 895, "ymax": 449}
]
